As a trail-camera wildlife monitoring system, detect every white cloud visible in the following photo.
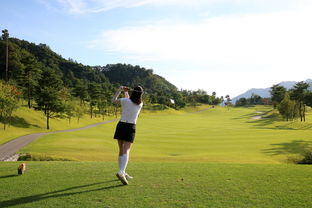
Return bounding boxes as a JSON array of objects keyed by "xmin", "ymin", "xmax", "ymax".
[
  {"xmin": 89, "ymin": 9, "xmax": 312, "ymax": 66},
  {"xmin": 57, "ymin": 0, "xmax": 87, "ymax": 14},
  {"xmin": 56, "ymin": 0, "xmax": 312, "ymax": 14},
  {"xmin": 88, "ymin": 7, "xmax": 312, "ymax": 96},
  {"xmin": 56, "ymin": 0, "xmax": 192, "ymax": 14}
]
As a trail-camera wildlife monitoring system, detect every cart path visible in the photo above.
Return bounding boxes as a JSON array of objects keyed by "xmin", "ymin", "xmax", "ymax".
[{"xmin": 0, "ymin": 119, "xmax": 117, "ymax": 161}]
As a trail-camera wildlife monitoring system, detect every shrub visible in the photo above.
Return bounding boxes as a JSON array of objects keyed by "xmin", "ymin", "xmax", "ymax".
[
  {"xmin": 18, "ymin": 153, "xmax": 72, "ymax": 161},
  {"xmin": 297, "ymin": 151, "xmax": 312, "ymax": 164}
]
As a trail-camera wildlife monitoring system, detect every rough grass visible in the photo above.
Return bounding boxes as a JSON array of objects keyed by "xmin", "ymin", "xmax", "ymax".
[
  {"xmin": 0, "ymin": 103, "xmax": 203, "ymax": 145},
  {"xmin": 0, "ymin": 162, "xmax": 312, "ymax": 208},
  {"xmin": 19, "ymin": 106, "xmax": 312, "ymax": 164},
  {"xmin": 0, "ymin": 104, "xmax": 115, "ymax": 145}
]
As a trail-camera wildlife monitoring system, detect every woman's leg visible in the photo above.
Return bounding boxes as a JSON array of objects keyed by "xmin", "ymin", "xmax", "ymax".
[
  {"xmin": 119, "ymin": 141, "xmax": 132, "ymax": 175},
  {"xmin": 122, "ymin": 141, "xmax": 132, "ymax": 155},
  {"xmin": 117, "ymin": 140, "xmax": 124, "ymax": 171},
  {"xmin": 118, "ymin": 139, "xmax": 124, "ymax": 156},
  {"xmin": 116, "ymin": 140, "xmax": 133, "ymax": 185}
]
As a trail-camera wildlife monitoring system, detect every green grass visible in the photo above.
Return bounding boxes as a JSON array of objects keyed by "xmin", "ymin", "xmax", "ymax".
[
  {"xmin": 19, "ymin": 106, "xmax": 312, "ymax": 164},
  {"xmin": 1, "ymin": 162, "xmax": 312, "ymax": 208},
  {"xmin": 2, "ymin": 105, "xmax": 312, "ymax": 207},
  {"xmin": 0, "ymin": 104, "xmax": 115, "ymax": 145}
]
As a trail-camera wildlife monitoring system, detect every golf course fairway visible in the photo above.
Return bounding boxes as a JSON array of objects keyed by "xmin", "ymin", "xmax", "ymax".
[{"xmin": 1, "ymin": 106, "xmax": 312, "ymax": 207}]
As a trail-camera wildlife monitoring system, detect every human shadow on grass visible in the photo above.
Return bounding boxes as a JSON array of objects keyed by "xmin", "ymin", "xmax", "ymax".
[
  {"xmin": 0, "ymin": 179, "xmax": 123, "ymax": 207},
  {"xmin": 0, "ymin": 116, "xmax": 40, "ymax": 128},
  {"xmin": 262, "ymin": 140, "xmax": 312, "ymax": 156},
  {"xmin": 0, "ymin": 174, "xmax": 18, "ymax": 179}
]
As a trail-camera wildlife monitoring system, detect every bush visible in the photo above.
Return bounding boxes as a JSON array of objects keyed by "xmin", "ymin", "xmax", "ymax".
[
  {"xmin": 297, "ymin": 151, "xmax": 312, "ymax": 164},
  {"xmin": 18, "ymin": 153, "xmax": 72, "ymax": 161}
]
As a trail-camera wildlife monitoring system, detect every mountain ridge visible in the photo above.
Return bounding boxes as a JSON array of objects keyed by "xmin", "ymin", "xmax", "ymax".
[{"xmin": 232, "ymin": 79, "xmax": 312, "ymax": 103}]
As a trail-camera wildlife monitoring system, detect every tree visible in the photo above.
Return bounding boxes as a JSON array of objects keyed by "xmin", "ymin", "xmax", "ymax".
[
  {"xmin": 289, "ymin": 81, "xmax": 309, "ymax": 122},
  {"xmin": 225, "ymin": 95, "xmax": 232, "ymax": 109},
  {"xmin": 73, "ymin": 79, "xmax": 88, "ymax": 105},
  {"xmin": 64, "ymin": 101, "xmax": 75, "ymax": 124},
  {"xmin": 277, "ymin": 92, "xmax": 297, "ymax": 121},
  {"xmin": 34, "ymin": 69, "xmax": 65, "ymax": 129},
  {"xmin": 305, "ymin": 91, "xmax": 312, "ymax": 108},
  {"xmin": 18, "ymin": 52, "xmax": 42, "ymax": 108},
  {"xmin": 235, "ymin": 97, "xmax": 247, "ymax": 106},
  {"xmin": 270, "ymin": 84, "xmax": 286, "ymax": 108},
  {"xmin": 1, "ymin": 29, "xmax": 9, "ymax": 81},
  {"xmin": 75, "ymin": 104, "xmax": 85, "ymax": 123},
  {"xmin": 0, "ymin": 38, "xmax": 23, "ymax": 81},
  {"xmin": 88, "ymin": 82, "xmax": 101, "ymax": 118},
  {"xmin": 250, "ymin": 93, "xmax": 262, "ymax": 105},
  {"xmin": 0, "ymin": 82, "xmax": 20, "ymax": 130},
  {"xmin": 97, "ymin": 98, "xmax": 107, "ymax": 120}
]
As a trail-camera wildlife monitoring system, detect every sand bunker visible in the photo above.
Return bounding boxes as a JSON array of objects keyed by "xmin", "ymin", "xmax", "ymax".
[{"xmin": 251, "ymin": 115, "xmax": 262, "ymax": 120}]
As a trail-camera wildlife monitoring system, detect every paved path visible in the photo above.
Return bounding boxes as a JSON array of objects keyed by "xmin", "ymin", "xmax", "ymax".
[{"xmin": 0, "ymin": 120, "xmax": 116, "ymax": 161}]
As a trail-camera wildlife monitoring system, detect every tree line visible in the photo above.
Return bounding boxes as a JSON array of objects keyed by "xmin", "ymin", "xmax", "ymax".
[
  {"xmin": 0, "ymin": 29, "xmax": 223, "ymax": 129},
  {"xmin": 235, "ymin": 94, "xmax": 272, "ymax": 106},
  {"xmin": 234, "ymin": 81, "xmax": 312, "ymax": 121},
  {"xmin": 271, "ymin": 82, "xmax": 312, "ymax": 121}
]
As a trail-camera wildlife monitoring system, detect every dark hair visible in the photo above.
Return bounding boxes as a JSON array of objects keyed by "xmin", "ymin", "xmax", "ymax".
[{"xmin": 130, "ymin": 86, "xmax": 143, "ymax": 105}]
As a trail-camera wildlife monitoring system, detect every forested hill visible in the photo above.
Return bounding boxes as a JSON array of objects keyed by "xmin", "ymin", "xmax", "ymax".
[
  {"xmin": 0, "ymin": 37, "xmax": 186, "ymax": 106},
  {"xmin": 4, "ymin": 38, "xmax": 109, "ymax": 85},
  {"xmin": 94, "ymin": 64, "xmax": 179, "ymax": 100},
  {"xmin": 5, "ymin": 38, "xmax": 177, "ymax": 93}
]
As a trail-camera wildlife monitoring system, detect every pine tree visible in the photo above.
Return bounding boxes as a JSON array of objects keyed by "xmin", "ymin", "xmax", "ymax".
[
  {"xmin": 34, "ymin": 69, "xmax": 65, "ymax": 129},
  {"xmin": 290, "ymin": 81, "xmax": 309, "ymax": 122},
  {"xmin": 1, "ymin": 29, "xmax": 9, "ymax": 81},
  {"xmin": 18, "ymin": 52, "xmax": 42, "ymax": 108},
  {"xmin": 270, "ymin": 84, "xmax": 286, "ymax": 108}
]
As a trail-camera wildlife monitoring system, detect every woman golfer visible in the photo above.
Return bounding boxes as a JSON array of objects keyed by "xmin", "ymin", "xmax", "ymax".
[{"xmin": 112, "ymin": 86, "xmax": 144, "ymax": 185}]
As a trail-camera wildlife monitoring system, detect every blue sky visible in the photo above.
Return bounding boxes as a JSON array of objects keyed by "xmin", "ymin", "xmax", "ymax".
[{"xmin": 1, "ymin": 0, "xmax": 312, "ymax": 97}]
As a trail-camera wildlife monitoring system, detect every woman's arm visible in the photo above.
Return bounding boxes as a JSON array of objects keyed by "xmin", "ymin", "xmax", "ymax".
[
  {"xmin": 112, "ymin": 86, "xmax": 123, "ymax": 104},
  {"xmin": 124, "ymin": 87, "xmax": 130, "ymax": 98},
  {"xmin": 112, "ymin": 86, "xmax": 130, "ymax": 103}
]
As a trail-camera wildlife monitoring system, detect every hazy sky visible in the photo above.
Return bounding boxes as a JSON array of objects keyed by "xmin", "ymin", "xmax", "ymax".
[{"xmin": 1, "ymin": 0, "xmax": 311, "ymax": 97}]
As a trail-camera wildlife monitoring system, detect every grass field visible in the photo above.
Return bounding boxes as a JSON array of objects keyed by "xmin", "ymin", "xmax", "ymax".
[
  {"xmin": 1, "ymin": 105, "xmax": 312, "ymax": 207},
  {"xmin": 1, "ymin": 162, "xmax": 312, "ymax": 208},
  {"xmin": 0, "ymin": 104, "xmax": 115, "ymax": 145},
  {"xmin": 18, "ymin": 105, "xmax": 312, "ymax": 164}
]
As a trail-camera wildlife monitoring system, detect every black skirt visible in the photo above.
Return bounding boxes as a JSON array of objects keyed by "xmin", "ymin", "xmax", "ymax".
[{"xmin": 113, "ymin": 121, "xmax": 136, "ymax": 143}]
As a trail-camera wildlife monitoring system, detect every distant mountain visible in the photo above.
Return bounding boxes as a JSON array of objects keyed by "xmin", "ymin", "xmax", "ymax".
[{"xmin": 232, "ymin": 79, "xmax": 312, "ymax": 104}]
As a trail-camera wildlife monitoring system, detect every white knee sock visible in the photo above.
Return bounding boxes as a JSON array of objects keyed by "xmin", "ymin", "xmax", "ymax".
[{"xmin": 119, "ymin": 153, "xmax": 129, "ymax": 175}]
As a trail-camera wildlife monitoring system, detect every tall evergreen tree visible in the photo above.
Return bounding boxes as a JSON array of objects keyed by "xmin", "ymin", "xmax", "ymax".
[
  {"xmin": 34, "ymin": 69, "xmax": 65, "ymax": 129},
  {"xmin": 289, "ymin": 81, "xmax": 309, "ymax": 122},
  {"xmin": 88, "ymin": 82, "xmax": 101, "ymax": 118},
  {"xmin": 270, "ymin": 84, "xmax": 286, "ymax": 108},
  {"xmin": 1, "ymin": 29, "xmax": 9, "ymax": 81},
  {"xmin": 73, "ymin": 79, "xmax": 88, "ymax": 105},
  {"xmin": 19, "ymin": 52, "xmax": 42, "ymax": 108},
  {"xmin": 305, "ymin": 91, "xmax": 312, "ymax": 108}
]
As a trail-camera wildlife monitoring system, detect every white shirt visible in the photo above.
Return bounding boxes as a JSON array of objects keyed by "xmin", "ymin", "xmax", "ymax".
[{"xmin": 119, "ymin": 98, "xmax": 143, "ymax": 124}]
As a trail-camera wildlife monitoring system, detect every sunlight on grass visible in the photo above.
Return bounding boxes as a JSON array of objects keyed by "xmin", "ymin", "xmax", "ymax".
[
  {"xmin": 0, "ymin": 104, "xmax": 115, "ymax": 145},
  {"xmin": 19, "ymin": 105, "xmax": 312, "ymax": 164},
  {"xmin": 1, "ymin": 162, "xmax": 312, "ymax": 208}
]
